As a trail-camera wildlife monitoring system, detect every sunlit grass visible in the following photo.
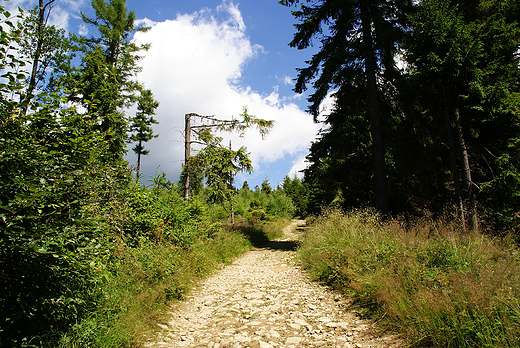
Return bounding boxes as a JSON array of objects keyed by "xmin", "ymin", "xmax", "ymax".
[
  {"xmin": 58, "ymin": 225, "xmax": 252, "ymax": 347},
  {"xmin": 299, "ymin": 208, "xmax": 520, "ymax": 347},
  {"xmin": 58, "ymin": 216, "xmax": 291, "ymax": 347}
]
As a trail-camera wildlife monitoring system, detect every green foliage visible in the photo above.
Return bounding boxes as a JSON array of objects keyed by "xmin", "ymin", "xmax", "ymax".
[
  {"xmin": 55, "ymin": 185, "xmax": 289, "ymax": 347},
  {"xmin": 200, "ymin": 106, "xmax": 274, "ymax": 138},
  {"xmin": 59, "ymin": 0, "xmax": 153, "ymax": 162},
  {"xmin": 0, "ymin": 96, "xmax": 119, "ymax": 346},
  {"xmin": 192, "ymin": 143, "xmax": 252, "ymax": 205},
  {"xmin": 299, "ymin": 209, "xmax": 520, "ymax": 347},
  {"xmin": 82, "ymin": 0, "xmax": 146, "ymax": 65},
  {"xmin": 281, "ymin": 175, "xmax": 308, "ymax": 217},
  {"xmin": 284, "ymin": 0, "xmax": 520, "ymax": 233},
  {"xmin": 0, "ymin": 19, "xmax": 125, "ymax": 338},
  {"xmin": 1, "ymin": 8, "xmax": 26, "ymax": 103},
  {"xmin": 58, "ymin": 223, "xmax": 252, "ymax": 347},
  {"xmin": 129, "ymin": 89, "xmax": 159, "ymax": 178},
  {"xmin": 16, "ymin": 3, "xmax": 72, "ymax": 102},
  {"xmin": 401, "ymin": 0, "xmax": 520, "ymax": 229},
  {"xmin": 233, "ymin": 183, "xmax": 296, "ymax": 221},
  {"xmin": 282, "ymin": 0, "xmax": 411, "ymax": 213},
  {"xmin": 261, "ymin": 178, "xmax": 272, "ymax": 196},
  {"xmin": 265, "ymin": 191, "xmax": 295, "ymax": 219},
  {"xmin": 183, "ymin": 108, "xmax": 274, "ymax": 217},
  {"xmin": 0, "ymin": 2, "xmax": 158, "ymax": 345}
]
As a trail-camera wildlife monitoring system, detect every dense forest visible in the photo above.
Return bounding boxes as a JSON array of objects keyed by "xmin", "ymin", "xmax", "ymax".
[
  {"xmin": 1, "ymin": 0, "xmax": 519, "ymax": 346},
  {"xmin": 284, "ymin": 0, "xmax": 520, "ymax": 235}
]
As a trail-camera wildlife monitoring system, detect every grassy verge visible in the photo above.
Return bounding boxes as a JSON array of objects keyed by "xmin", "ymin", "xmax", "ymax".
[
  {"xmin": 58, "ymin": 218, "xmax": 288, "ymax": 347},
  {"xmin": 299, "ymin": 209, "xmax": 520, "ymax": 347},
  {"xmin": 58, "ymin": 224, "xmax": 250, "ymax": 347}
]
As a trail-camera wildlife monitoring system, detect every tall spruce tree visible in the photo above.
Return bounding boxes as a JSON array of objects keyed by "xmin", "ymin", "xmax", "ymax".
[
  {"xmin": 129, "ymin": 89, "xmax": 159, "ymax": 179},
  {"xmin": 66, "ymin": 0, "xmax": 150, "ymax": 162},
  {"xmin": 281, "ymin": 0, "xmax": 411, "ymax": 213}
]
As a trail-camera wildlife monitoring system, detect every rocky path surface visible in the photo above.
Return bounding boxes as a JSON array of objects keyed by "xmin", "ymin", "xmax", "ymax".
[{"xmin": 147, "ymin": 220, "xmax": 401, "ymax": 348}]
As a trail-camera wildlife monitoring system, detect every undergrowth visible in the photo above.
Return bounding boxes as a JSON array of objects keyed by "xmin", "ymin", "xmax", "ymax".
[
  {"xmin": 57, "ymin": 216, "xmax": 286, "ymax": 348},
  {"xmin": 299, "ymin": 208, "xmax": 520, "ymax": 347}
]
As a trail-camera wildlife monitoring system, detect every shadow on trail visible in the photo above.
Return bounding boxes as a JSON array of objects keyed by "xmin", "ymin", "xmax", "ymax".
[
  {"xmin": 235, "ymin": 224, "xmax": 300, "ymax": 251},
  {"xmin": 262, "ymin": 240, "xmax": 299, "ymax": 252}
]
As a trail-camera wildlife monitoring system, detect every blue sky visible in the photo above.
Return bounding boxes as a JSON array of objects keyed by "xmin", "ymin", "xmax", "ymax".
[{"xmin": 10, "ymin": 0, "xmax": 330, "ymax": 189}]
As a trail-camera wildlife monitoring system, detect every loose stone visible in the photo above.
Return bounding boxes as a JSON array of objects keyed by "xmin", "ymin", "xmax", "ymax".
[
  {"xmin": 286, "ymin": 336, "xmax": 303, "ymax": 345},
  {"xmin": 146, "ymin": 221, "xmax": 401, "ymax": 348}
]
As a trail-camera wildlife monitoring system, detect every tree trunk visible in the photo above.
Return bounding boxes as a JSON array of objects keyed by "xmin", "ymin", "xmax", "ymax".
[
  {"xmin": 136, "ymin": 140, "xmax": 142, "ymax": 179},
  {"xmin": 28, "ymin": 0, "xmax": 44, "ymax": 98},
  {"xmin": 443, "ymin": 94, "xmax": 466, "ymax": 230},
  {"xmin": 360, "ymin": 0, "xmax": 389, "ymax": 214},
  {"xmin": 455, "ymin": 108, "xmax": 478, "ymax": 231},
  {"xmin": 23, "ymin": 0, "xmax": 54, "ymax": 111},
  {"xmin": 184, "ymin": 113, "xmax": 192, "ymax": 201}
]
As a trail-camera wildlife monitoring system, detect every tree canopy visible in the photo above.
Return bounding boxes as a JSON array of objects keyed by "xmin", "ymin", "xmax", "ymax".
[
  {"xmin": 0, "ymin": 1, "xmax": 159, "ymax": 344},
  {"xmin": 283, "ymin": 0, "xmax": 520, "ymax": 233},
  {"xmin": 129, "ymin": 89, "xmax": 159, "ymax": 178},
  {"xmin": 281, "ymin": 0, "xmax": 412, "ymax": 213}
]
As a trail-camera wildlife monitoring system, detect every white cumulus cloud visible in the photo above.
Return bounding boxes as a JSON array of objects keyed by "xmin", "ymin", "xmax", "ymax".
[
  {"xmin": 287, "ymin": 156, "xmax": 309, "ymax": 179},
  {"xmin": 130, "ymin": 1, "xmax": 320, "ymax": 184}
]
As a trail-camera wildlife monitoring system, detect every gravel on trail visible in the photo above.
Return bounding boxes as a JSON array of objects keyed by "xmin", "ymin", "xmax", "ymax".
[{"xmin": 146, "ymin": 220, "xmax": 401, "ymax": 348}]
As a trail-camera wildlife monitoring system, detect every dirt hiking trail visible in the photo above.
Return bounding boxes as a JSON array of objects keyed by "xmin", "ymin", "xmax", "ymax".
[{"xmin": 146, "ymin": 220, "xmax": 401, "ymax": 348}]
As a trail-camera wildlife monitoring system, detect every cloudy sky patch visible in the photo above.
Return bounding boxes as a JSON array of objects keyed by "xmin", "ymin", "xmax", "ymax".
[
  {"xmin": 8, "ymin": 0, "xmax": 322, "ymax": 187},
  {"xmin": 130, "ymin": 1, "xmax": 320, "ymax": 186}
]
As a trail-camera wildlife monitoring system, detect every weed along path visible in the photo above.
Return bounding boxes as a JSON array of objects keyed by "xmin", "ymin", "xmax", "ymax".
[{"xmin": 147, "ymin": 220, "xmax": 400, "ymax": 348}]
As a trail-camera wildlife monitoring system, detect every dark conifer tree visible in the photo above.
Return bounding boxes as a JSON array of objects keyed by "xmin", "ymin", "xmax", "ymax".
[
  {"xmin": 281, "ymin": 0, "xmax": 412, "ymax": 213},
  {"xmin": 404, "ymin": 0, "xmax": 520, "ymax": 230}
]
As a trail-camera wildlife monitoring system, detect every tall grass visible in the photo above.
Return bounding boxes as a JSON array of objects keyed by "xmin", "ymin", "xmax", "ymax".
[
  {"xmin": 299, "ymin": 209, "xmax": 520, "ymax": 347},
  {"xmin": 58, "ymin": 225, "xmax": 252, "ymax": 347}
]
